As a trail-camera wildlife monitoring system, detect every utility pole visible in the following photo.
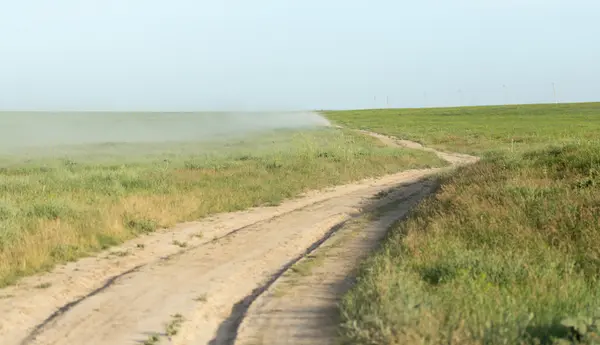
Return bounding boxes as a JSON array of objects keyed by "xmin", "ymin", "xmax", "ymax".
[
  {"xmin": 386, "ymin": 95, "xmax": 389, "ymax": 108},
  {"xmin": 552, "ymin": 82, "xmax": 558, "ymax": 104},
  {"xmin": 424, "ymin": 92, "xmax": 428, "ymax": 108},
  {"xmin": 503, "ymin": 84, "xmax": 508, "ymax": 105}
]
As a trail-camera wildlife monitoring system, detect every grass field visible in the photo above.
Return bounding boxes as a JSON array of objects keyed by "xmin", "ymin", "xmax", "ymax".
[
  {"xmin": 325, "ymin": 103, "xmax": 600, "ymax": 345},
  {"xmin": 325, "ymin": 102, "xmax": 600, "ymax": 156},
  {"xmin": 0, "ymin": 124, "xmax": 445, "ymax": 287}
]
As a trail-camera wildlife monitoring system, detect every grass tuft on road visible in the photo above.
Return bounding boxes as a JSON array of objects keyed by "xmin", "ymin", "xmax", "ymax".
[
  {"xmin": 0, "ymin": 127, "xmax": 445, "ymax": 287},
  {"xmin": 328, "ymin": 103, "xmax": 600, "ymax": 345}
]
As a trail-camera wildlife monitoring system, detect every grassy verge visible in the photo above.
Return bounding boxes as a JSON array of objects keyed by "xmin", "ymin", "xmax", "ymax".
[
  {"xmin": 0, "ymin": 127, "xmax": 445, "ymax": 287},
  {"xmin": 327, "ymin": 104, "xmax": 600, "ymax": 344}
]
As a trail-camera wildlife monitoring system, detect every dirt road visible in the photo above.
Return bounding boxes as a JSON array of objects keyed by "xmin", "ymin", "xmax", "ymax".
[
  {"xmin": 0, "ymin": 131, "xmax": 477, "ymax": 345},
  {"xmin": 234, "ymin": 178, "xmax": 440, "ymax": 345}
]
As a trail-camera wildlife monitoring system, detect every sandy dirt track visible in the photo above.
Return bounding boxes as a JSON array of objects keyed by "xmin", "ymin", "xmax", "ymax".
[
  {"xmin": 234, "ymin": 133, "xmax": 477, "ymax": 345},
  {"xmin": 0, "ymin": 130, "xmax": 477, "ymax": 345},
  {"xmin": 234, "ymin": 178, "xmax": 440, "ymax": 345}
]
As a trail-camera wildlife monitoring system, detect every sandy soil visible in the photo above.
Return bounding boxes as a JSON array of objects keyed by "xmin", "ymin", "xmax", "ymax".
[
  {"xmin": 0, "ymin": 130, "xmax": 477, "ymax": 345},
  {"xmin": 234, "ymin": 178, "xmax": 440, "ymax": 345},
  {"xmin": 233, "ymin": 132, "xmax": 477, "ymax": 345}
]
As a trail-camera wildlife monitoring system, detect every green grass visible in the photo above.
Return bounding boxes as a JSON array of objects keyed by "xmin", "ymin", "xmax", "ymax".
[
  {"xmin": 328, "ymin": 103, "xmax": 600, "ymax": 345},
  {"xmin": 165, "ymin": 313, "xmax": 185, "ymax": 337},
  {"xmin": 0, "ymin": 127, "xmax": 445, "ymax": 287},
  {"xmin": 325, "ymin": 102, "xmax": 600, "ymax": 155}
]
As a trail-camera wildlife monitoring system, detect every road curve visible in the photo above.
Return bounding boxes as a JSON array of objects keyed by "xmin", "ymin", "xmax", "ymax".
[{"xmin": 0, "ymin": 130, "xmax": 477, "ymax": 345}]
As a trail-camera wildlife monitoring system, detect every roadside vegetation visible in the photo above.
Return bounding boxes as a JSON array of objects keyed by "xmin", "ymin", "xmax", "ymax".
[
  {"xmin": 0, "ymin": 127, "xmax": 445, "ymax": 287},
  {"xmin": 326, "ymin": 103, "xmax": 600, "ymax": 345}
]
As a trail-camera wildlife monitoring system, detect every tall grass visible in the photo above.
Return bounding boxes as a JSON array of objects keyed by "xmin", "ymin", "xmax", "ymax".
[
  {"xmin": 327, "ymin": 104, "xmax": 600, "ymax": 345},
  {"xmin": 0, "ymin": 128, "xmax": 445, "ymax": 287}
]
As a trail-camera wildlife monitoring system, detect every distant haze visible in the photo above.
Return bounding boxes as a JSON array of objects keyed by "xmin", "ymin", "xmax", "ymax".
[
  {"xmin": 1, "ymin": 0, "xmax": 599, "ymax": 111},
  {"xmin": 0, "ymin": 112, "xmax": 331, "ymax": 151}
]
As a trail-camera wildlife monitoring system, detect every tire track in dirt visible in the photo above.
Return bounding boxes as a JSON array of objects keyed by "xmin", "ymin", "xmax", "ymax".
[
  {"xmin": 0, "ymin": 129, "xmax": 477, "ymax": 345},
  {"xmin": 0, "ymin": 168, "xmax": 427, "ymax": 344},
  {"xmin": 234, "ymin": 178, "xmax": 439, "ymax": 345},
  {"xmin": 18, "ymin": 195, "xmax": 356, "ymax": 345},
  {"xmin": 231, "ymin": 131, "xmax": 479, "ymax": 345},
  {"xmin": 211, "ymin": 181, "xmax": 431, "ymax": 345}
]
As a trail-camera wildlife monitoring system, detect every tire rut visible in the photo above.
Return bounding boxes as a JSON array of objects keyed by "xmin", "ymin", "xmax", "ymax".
[
  {"xmin": 230, "ymin": 130, "xmax": 479, "ymax": 345},
  {"xmin": 211, "ymin": 182, "xmax": 429, "ymax": 345},
  {"xmin": 234, "ymin": 179, "xmax": 439, "ymax": 345}
]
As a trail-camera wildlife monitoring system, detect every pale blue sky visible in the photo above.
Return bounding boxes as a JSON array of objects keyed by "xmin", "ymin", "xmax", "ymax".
[{"xmin": 1, "ymin": 0, "xmax": 598, "ymax": 111}]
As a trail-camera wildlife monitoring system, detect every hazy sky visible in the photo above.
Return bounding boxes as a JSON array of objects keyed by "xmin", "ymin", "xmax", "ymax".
[{"xmin": 1, "ymin": 0, "xmax": 598, "ymax": 111}]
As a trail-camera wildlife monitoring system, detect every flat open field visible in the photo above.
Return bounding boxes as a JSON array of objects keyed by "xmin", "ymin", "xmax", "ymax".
[
  {"xmin": 2, "ymin": 104, "xmax": 599, "ymax": 345},
  {"xmin": 325, "ymin": 103, "xmax": 600, "ymax": 345},
  {"xmin": 0, "ymin": 112, "xmax": 446, "ymax": 288},
  {"xmin": 326, "ymin": 102, "xmax": 600, "ymax": 155}
]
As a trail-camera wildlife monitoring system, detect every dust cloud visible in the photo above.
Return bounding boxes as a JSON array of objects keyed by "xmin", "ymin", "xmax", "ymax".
[{"xmin": 0, "ymin": 111, "xmax": 331, "ymax": 153}]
